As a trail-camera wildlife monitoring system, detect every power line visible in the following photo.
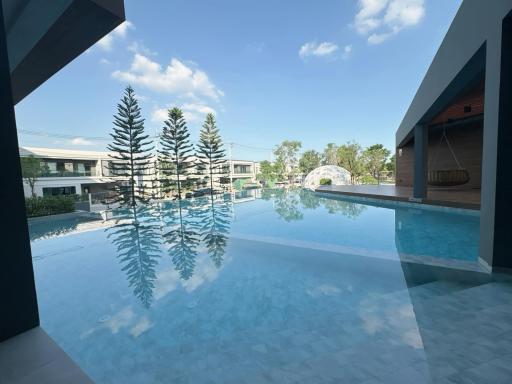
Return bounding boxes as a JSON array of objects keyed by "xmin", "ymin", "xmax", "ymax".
[{"xmin": 18, "ymin": 129, "xmax": 275, "ymax": 153}]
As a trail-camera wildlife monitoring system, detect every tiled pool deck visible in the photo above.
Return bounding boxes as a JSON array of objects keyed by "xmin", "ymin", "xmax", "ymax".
[{"xmin": 316, "ymin": 185, "xmax": 481, "ymax": 210}]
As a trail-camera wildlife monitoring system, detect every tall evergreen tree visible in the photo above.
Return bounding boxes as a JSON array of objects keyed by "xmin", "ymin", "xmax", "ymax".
[
  {"xmin": 108, "ymin": 85, "xmax": 154, "ymax": 206},
  {"xmin": 197, "ymin": 113, "xmax": 226, "ymax": 191},
  {"xmin": 158, "ymin": 108, "xmax": 194, "ymax": 199}
]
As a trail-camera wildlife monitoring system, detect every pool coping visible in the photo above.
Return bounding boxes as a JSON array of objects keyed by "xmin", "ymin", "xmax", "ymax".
[
  {"xmin": 314, "ymin": 189, "xmax": 480, "ymax": 216},
  {"xmin": 315, "ymin": 187, "xmax": 480, "ymax": 212},
  {"xmin": 230, "ymin": 233, "xmax": 487, "ymax": 274}
]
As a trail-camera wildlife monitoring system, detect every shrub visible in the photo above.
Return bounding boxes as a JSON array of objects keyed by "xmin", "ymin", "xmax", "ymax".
[
  {"xmin": 233, "ymin": 179, "xmax": 248, "ymax": 191},
  {"xmin": 360, "ymin": 174, "xmax": 378, "ymax": 185},
  {"xmin": 25, "ymin": 195, "xmax": 76, "ymax": 218},
  {"xmin": 319, "ymin": 178, "xmax": 332, "ymax": 186}
]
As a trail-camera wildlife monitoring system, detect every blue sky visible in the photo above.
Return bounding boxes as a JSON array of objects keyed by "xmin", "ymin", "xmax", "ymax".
[{"xmin": 15, "ymin": 0, "xmax": 462, "ymax": 161}]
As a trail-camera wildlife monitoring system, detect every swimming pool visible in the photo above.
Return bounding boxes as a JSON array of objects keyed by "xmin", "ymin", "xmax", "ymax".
[{"xmin": 30, "ymin": 189, "xmax": 483, "ymax": 383}]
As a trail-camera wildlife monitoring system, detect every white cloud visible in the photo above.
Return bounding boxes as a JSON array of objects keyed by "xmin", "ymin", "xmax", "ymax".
[
  {"xmin": 342, "ymin": 44, "xmax": 353, "ymax": 59},
  {"xmin": 152, "ymin": 103, "xmax": 216, "ymax": 124},
  {"xmin": 97, "ymin": 35, "xmax": 114, "ymax": 51},
  {"xmin": 130, "ymin": 317, "xmax": 153, "ymax": 338},
  {"xmin": 99, "ymin": 58, "xmax": 110, "ymax": 65},
  {"xmin": 299, "ymin": 41, "xmax": 339, "ymax": 59},
  {"xmin": 354, "ymin": 0, "xmax": 425, "ymax": 44},
  {"xmin": 112, "ymin": 54, "xmax": 223, "ymax": 101},
  {"xmin": 96, "ymin": 21, "xmax": 134, "ymax": 51},
  {"xmin": 128, "ymin": 41, "xmax": 157, "ymax": 56},
  {"xmin": 70, "ymin": 137, "xmax": 94, "ymax": 146},
  {"xmin": 113, "ymin": 20, "xmax": 134, "ymax": 38},
  {"xmin": 151, "ymin": 108, "xmax": 168, "ymax": 123}
]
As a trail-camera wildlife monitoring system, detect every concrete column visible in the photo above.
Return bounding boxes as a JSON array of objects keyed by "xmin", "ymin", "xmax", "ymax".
[
  {"xmin": 413, "ymin": 124, "xmax": 428, "ymax": 199},
  {"xmin": 481, "ymin": 12, "xmax": 512, "ymax": 269},
  {"xmin": 0, "ymin": 3, "xmax": 40, "ymax": 341}
]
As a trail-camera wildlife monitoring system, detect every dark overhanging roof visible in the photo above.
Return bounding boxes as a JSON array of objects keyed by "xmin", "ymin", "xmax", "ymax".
[
  {"xmin": 2, "ymin": 0, "xmax": 125, "ymax": 104},
  {"xmin": 395, "ymin": 0, "xmax": 512, "ymax": 147}
]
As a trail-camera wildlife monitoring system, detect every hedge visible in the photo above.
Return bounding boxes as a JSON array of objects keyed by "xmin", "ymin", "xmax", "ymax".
[
  {"xmin": 319, "ymin": 178, "xmax": 332, "ymax": 186},
  {"xmin": 25, "ymin": 195, "xmax": 76, "ymax": 217}
]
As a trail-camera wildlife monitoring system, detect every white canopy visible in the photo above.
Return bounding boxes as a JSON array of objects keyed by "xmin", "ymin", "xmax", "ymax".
[{"xmin": 303, "ymin": 165, "xmax": 351, "ymax": 190}]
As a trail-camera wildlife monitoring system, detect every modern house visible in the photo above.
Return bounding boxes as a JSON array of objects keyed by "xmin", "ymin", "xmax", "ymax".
[
  {"xmin": 395, "ymin": 0, "xmax": 512, "ymax": 271},
  {"xmin": 19, "ymin": 146, "xmax": 261, "ymax": 197},
  {"xmin": 20, "ymin": 146, "xmax": 118, "ymax": 197},
  {"xmin": 318, "ymin": 0, "xmax": 512, "ymax": 272},
  {"xmin": 229, "ymin": 159, "xmax": 260, "ymax": 185}
]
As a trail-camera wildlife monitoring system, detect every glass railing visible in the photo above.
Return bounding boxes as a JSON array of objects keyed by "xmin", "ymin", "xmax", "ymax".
[
  {"xmin": 41, "ymin": 171, "xmax": 94, "ymax": 177},
  {"xmin": 233, "ymin": 170, "xmax": 252, "ymax": 174}
]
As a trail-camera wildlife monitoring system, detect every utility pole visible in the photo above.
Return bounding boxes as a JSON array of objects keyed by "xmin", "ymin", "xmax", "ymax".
[{"xmin": 228, "ymin": 142, "xmax": 234, "ymax": 192}]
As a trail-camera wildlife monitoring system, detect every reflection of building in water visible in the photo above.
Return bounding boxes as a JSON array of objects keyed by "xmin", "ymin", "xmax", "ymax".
[
  {"xmin": 232, "ymin": 189, "xmax": 261, "ymax": 204},
  {"xmin": 29, "ymin": 213, "xmax": 109, "ymax": 241}
]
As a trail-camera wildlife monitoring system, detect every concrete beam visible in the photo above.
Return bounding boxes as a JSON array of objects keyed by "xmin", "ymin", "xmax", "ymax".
[
  {"xmin": 3, "ymin": 0, "xmax": 125, "ymax": 104},
  {"xmin": 413, "ymin": 125, "xmax": 428, "ymax": 199},
  {"xmin": 0, "ymin": 2, "xmax": 39, "ymax": 342}
]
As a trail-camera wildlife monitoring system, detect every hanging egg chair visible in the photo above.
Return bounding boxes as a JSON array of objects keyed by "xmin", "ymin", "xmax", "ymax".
[{"xmin": 428, "ymin": 126, "xmax": 470, "ymax": 187}]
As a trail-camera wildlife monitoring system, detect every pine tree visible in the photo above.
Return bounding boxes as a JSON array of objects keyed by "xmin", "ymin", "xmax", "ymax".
[
  {"xmin": 107, "ymin": 85, "xmax": 154, "ymax": 206},
  {"xmin": 196, "ymin": 113, "xmax": 226, "ymax": 191},
  {"xmin": 158, "ymin": 107, "xmax": 194, "ymax": 199}
]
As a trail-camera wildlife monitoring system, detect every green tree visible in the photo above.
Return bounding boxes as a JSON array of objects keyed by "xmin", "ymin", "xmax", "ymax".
[
  {"xmin": 322, "ymin": 143, "xmax": 338, "ymax": 166},
  {"xmin": 362, "ymin": 144, "xmax": 391, "ymax": 184},
  {"xmin": 386, "ymin": 154, "xmax": 396, "ymax": 172},
  {"xmin": 158, "ymin": 107, "xmax": 194, "ymax": 199},
  {"xmin": 196, "ymin": 113, "xmax": 226, "ymax": 191},
  {"xmin": 273, "ymin": 140, "xmax": 302, "ymax": 183},
  {"xmin": 299, "ymin": 150, "xmax": 321, "ymax": 175},
  {"xmin": 337, "ymin": 142, "xmax": 364, "ymax": 185},
  {"xmin": 256, "ymin": 160, "xmax": 278, "ymax": 186},
  {"xmin": 108, "ymin": 85, "xmax": 154, "ymax": 207},
  {"xmin": 20, "ymin": 155, "xmax": 48, "ymax": 197}
]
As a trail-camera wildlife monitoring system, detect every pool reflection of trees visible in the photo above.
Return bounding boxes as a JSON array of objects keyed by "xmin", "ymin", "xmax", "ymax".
[
  {"xmin": 263, "ymin": 188, "xmax": 367, "ymax": 221},
  {"xmin": 106, "ymin": 205, "xmax": 162, "ymax": 308},
  {"xmin": 106, "ymin": 193, "xmax": 233, "ymax": 308}
]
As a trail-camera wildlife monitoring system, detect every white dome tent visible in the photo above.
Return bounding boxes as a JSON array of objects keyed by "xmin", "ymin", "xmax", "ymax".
[{"xmin": 303, "ymin": 165, "xmax": 351, "ymax": 190}]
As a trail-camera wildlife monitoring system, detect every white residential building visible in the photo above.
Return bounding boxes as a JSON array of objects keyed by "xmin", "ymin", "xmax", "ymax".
[{"xmin": 20, "ymin": 146, "xmax": 260, "ymax": 197}]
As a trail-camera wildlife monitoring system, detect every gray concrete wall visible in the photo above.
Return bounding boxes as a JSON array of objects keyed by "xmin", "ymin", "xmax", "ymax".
[{"xmin": 396, "ymin": 0, "xmax": 512, "ymax": 146}]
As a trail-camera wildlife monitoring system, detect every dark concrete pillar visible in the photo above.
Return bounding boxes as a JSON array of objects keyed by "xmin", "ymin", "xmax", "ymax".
[
  {"xmin": 413, "ymin": 124, "xmax": 428, "ymax": 199},
  {"xmin": 491, "ymin": 12, "xmax": 512, "ymax": 269},
  {"xmin": 0, "ymin": 3, "xmax": 40, "ymax": 342}
]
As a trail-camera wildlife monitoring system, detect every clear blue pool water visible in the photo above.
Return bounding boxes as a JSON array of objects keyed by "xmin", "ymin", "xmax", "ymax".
[{"xmin": 29, "ymin": 189, "xmax": 481, "ymax": 383}]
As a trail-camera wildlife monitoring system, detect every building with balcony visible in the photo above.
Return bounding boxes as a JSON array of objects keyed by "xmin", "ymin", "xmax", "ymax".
[
  {"xmin": 20, "ymin": 146, "xmax": 261, "ymax": 197},
  {"xmin": 229, "ymin": 159, "xmax": 260, "ymax": 184},
  {"xmin": 20, "ymin": 146, "xmax": 117, "ymax": 197}
]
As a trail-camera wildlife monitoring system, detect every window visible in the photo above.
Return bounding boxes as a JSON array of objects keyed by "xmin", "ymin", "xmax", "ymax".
[
  {"xmin": 234, "ymin": 164, "xmax": 251, "ymax": 174},
  {"xmin": 42, "ymin": 186, "xmax": 77, "ymax": 196}
]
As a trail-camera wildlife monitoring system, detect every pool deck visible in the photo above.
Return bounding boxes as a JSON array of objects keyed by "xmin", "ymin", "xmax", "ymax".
[{"xmin": 316, "ymin": 185, "xmax": 481, "ymax": 210}]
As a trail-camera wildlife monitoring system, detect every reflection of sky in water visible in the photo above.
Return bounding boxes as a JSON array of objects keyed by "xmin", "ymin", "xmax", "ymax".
[{"xmin": 29, "ymin": 190, "xmax": 480, "ymax": 383}]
